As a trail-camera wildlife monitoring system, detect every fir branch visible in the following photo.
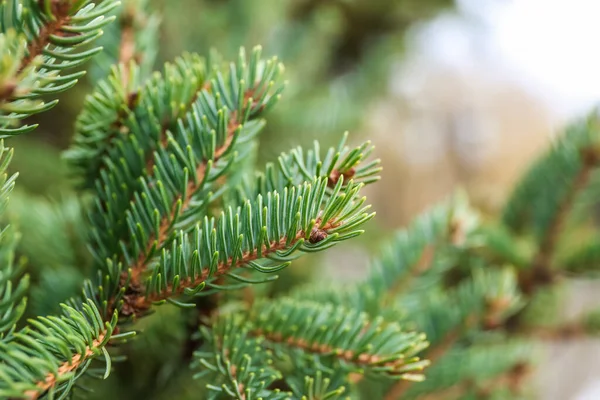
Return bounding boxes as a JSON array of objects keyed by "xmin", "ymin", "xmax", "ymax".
[
  {"xmin": 178, "ymin": 135, "xmax": 381, "ymax": 366},
  {"xmin": 24, "ymin": 333, "xmax": 107, "ymax": 400},
  {"xmin": 196, "ymin": 298, "xmax": 428, "ymax": 399},
  {"xmin": 0, "ymin": 299, "xmax": 128, "ymax": 400},
  {"xmin": 247, "ymin": 298, "xmax": 429, "ymax": 381},
  {"xmin": 110, "ymin": 177, "xmax": 373, "ymax": 318},
  {"xmin": 117, "ymin": 4, "xmax": 136, "ymax": 70},
  {"xmin": 16, "ymin": 0, "xmax": 72, "ymax": 72},
  {"xmin": 67, "ymin": 53, "xmax": 205, "ymax": 187},
  {"xmin": 77, "ymin": 48, "xmax": 285, "ymax": 273},
  {"xmin": 125, "ymin": 106, "xmax": 242, "ymax": 288},
  {"xmin": 0, "ymin": 0, "xmax": 120, "ymax": 134}
]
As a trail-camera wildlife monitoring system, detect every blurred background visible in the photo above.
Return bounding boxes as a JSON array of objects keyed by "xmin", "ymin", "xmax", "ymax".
[{"xmin": 10, "ymin": 0, "xmax": 600, "ymax": 398}]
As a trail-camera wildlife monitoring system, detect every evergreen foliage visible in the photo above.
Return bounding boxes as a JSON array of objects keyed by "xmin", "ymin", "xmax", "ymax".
[
  {"xmin": 0, "ymin": 0, "xmax": 120, "ymax": 134},
  {"xmin": 1, "ymin": 1, "xmax": 600, "ymax": 399}
]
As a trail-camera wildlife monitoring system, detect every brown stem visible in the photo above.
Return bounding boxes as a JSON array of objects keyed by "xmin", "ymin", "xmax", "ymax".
[
  {"xmin": 117, "ymin": 9, "xmax": 137, "ymax": 88},
  {"xmin": 0, "ymin": 80, "xmax": 17, "ymax": 102},
  {"xmin": 521, "ymin": 148, "xmax": 599, "ymax": 294},
  {"xmin": 125, "ymin": 115, "xmax": 240, "ymax": 288},
  {"xmin": 119, "ymin": 222, "xmax": 337, "ymax": 317},
  {"xmin": 119, "ymin": 7, "xmax": 137, "ymax": 68},
  {"xmin": 228, "ymin": 364, "xmax": 247, "ymax": 400},
  {"xmin": 19, "ymin": 1, "xmax": 72, "ymax": 73},
  {"xmin": 256, "ymin": 328, "xmax": 410, "ymax": 372},
  {"xmin": 328, "ymin": 167, "xmax": 355, "ymax": 188},
  {"xmin": 22, "ymin": 333, "xmax": 107, "ymax": 400}
]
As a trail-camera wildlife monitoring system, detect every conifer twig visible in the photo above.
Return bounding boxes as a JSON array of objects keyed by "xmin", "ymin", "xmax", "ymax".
[
  {"xmin": 0, "ymin": 1, "xmax": 72, "ymax": 105},
  {"xmin": 124, "ymin": 108, "xmax": 241, "ymax": 290},
  {"xmin": 258, "ymin": 330, "xmax": 409, "ymax": 371},
  {"xmin": 23, "ymin": 334, "xmax": 108, "ymax": 400},
  {"xmin": 18, "ymin": 1, "xmax": 72, "ymax": 73},
  {"xmin": 118, "ymin": 5, "xmax": 138, "ymax": 73},
  {"xmin": 120, "ymin": 221, "xmax": 338, "ymax": 317}
]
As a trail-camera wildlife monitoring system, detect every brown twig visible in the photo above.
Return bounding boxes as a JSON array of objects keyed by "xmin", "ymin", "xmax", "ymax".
[
  {"xmin": 256, "ymin": 328, "xmax": 411, "ymax": 373},
  {"xmin": 118, "ymin": 221, "xmax": 337, "ymax": 317},
  {"xmin": 117, "ymin": 6, "xmax": 138, "ymax": 84},
  {"xmin": 22, "ymin": 333, "xmax": 107, "ymax": 400},
  {"xmin": 20, "ymin": 1, "xmax": 72, "ymax": 73},
  {"xmin": 327, "ymin": 167, "xmax": 355, "ymax": 188},
  {"xmin": 123, "ymin": 113, "xmax": 240, "ymax": 289},
  {"xmin": 0, "ymin": 80, "xmax": 17, "ymax": 102}
]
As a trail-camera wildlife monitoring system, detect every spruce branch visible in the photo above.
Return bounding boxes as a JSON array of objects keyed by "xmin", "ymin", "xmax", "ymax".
[
  {"xmin": 195, "ymin": 299, "xmax": 429, "ymax": 398},
  {"xmin": 124, "ymin": 107, "xmax": 244, "ymax": 289},
  {"xmin": 0, "ymin": 299, "xmax": 131, "ymax": 400},
  {"xmin": 108, "ymin": 176, "xmax": 373, "ymax": 318},
  {"xmin": 246, "ymin": 298, "xmax": 429, "ymax": 381},
  {"xmin": 0, "ymin": 0, "xmax": 120, "ymax": 134},
  {"xmin": 73, "ymin": 48, "xmax": 285, "ymax": 273}
]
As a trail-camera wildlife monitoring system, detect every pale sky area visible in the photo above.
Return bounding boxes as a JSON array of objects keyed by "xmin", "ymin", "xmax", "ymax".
[{"xmin": 396, "ymin": 0, "xmax": 600, "ymax": 122}]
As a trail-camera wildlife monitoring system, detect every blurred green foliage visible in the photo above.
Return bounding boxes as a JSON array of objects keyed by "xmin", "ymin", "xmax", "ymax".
[{"xmin": 5, "ymin": 1, "xmax": 455, "ymax": 398}]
